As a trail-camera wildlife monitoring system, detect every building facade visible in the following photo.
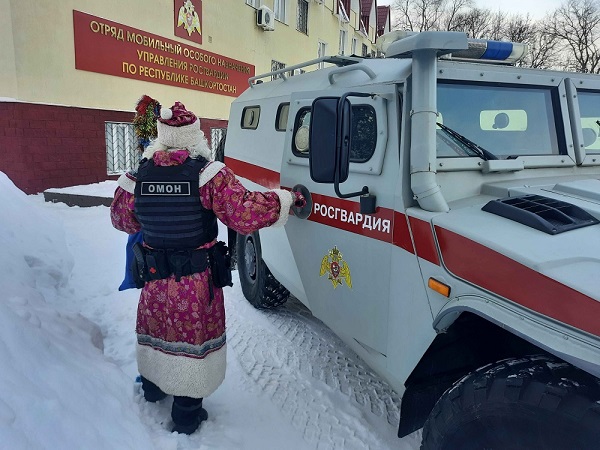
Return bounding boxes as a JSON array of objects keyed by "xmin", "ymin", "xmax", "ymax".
[{"xmin": 0, "ymin": 0, "xmax": 391, "ymax": 194}]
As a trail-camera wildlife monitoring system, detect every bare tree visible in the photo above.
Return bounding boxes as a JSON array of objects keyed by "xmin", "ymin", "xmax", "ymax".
[
  {"xmin": 441, "ymin": 0, "xmax": 475, "ymax": 30},
  {"xmin": 547, "ymin": 0, "xmax": 600, "ymax": 73},
  {"xmin": 453, "ymin": 8, "xmax": 501, "ymax": 39},
  {"xmin": 389, "ymin": 0, "xmax": 566, "ymax": 70},
  {"xmin": 392, "ymin": 0, "xmax": 473, "ymax": 31}
]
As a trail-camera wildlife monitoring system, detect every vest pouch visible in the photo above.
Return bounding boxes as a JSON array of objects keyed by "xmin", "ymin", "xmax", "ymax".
[
  {"xmin": 131, "ymin": 243, "xmax": 147, "ymax": 289},
  {"xmin": 145, "ymin": 250, "xmax": 170, "ymax": 281},
  {"xmin": 210, "ymin": 241, "xmax": 233, "ymax": 288},
  {"xmin": 190, "ymin": 249, "xmax": 209, "ymax": 274}
]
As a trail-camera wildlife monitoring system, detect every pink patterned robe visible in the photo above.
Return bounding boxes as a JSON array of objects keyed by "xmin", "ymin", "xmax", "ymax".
[{"xmin": 110, "ymin": 150, "xmax": 293, "ymax": 398}]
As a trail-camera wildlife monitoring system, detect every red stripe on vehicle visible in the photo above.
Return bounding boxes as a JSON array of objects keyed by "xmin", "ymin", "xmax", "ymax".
[
  {"xmin": 222, "ymin": 158, "xmax": 418, "ymax": 256},
  {"xmin": 393, "ymin": 212, "xmax": 415, "ymax": 253},
  {"xmin": 436, "ymin": 226, "xmax": 600, "ymax": 337},
  {"xmin": 308, "ymin": 193, "xmax": 395, "ymax": 243},
  {"xmin": 409, "ymin": 217, "xmax": 441, "ymax": 265},
  {"xmin": 224, "ymin": 157, "xmax": 280, "ymax": 190}
]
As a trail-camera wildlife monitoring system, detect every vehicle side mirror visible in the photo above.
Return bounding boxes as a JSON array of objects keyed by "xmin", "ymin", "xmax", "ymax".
[
  {"xmin": 309, "ymin": 96, "xmax": 351, "ymax": 184},
  {"xmin": 309, "ymin": 93, "xmax": 373, "ymax": 206}
]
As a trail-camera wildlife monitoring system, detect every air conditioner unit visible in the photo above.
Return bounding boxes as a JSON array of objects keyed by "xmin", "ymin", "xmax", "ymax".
[{"xmin": 257, "ymin": 5, "xmax": 275, "ymax": 31}]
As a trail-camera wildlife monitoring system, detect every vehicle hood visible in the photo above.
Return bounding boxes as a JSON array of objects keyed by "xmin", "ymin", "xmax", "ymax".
[{"xmin": 431, "ymin": 178, "xmax": 600, "ymax": 337}]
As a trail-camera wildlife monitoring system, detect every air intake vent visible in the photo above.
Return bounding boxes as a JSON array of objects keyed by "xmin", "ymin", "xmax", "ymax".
[{"xmin": 482, "ymin": 194, "xmax": 599, "ymax": 235}]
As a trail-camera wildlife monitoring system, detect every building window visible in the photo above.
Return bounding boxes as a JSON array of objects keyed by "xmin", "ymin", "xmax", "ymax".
[
  {"xmin": 317, "ymin": 41, "xmax": 327, "ymax": 68},
  {"xmin": 271, "ymin": 59, "xmax": 286, "ymax": 80},
  {"xmin": 338, "ymin": 0, "xmax": 350, "ymax": 23},
  {"xmin": 297, "ymin": 0, "xmax": 308, "ymax": 34},
  {"xmin": 105, "ymin": 122, "xmax": 138, "ymax": 175},
  {"xmin": 339, "ymin": 29, "xmax": 347, "ymax": 55},
  {"xmin": 274, "ymin": 0, "xmax": 287, "ymax": 22},
  {"xmin": 351, "ymin": 37, "xmax": 357, "ymax": 55},
  {"xmin": 210, "ymin": 127, "xmax": 227, "ymax": 161},
  {"xmin": 246, "ymin": 0, "xmax": 260, "ymax": 8},
  {"xmin": 362, "ymin": 43, "xmax": 368, "ymax": 57}
]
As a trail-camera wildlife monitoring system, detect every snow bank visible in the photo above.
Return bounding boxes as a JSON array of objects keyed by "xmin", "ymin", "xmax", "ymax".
[{"xmin": 0, "ymin": 172, "xmax": 154, "ymax": 450}]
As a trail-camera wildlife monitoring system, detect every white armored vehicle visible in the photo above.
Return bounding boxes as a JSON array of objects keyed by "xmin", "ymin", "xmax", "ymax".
[{"xmin": 224, "ymin": 31, "xmax": 600, "ymax": 448}]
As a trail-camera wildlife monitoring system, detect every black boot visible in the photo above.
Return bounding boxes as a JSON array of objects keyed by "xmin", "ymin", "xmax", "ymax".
[
  {"xmin": 171, "ymin": 396, "xmax": 208, "ymax": 435},
  {"xmin": 141, "ymin": 376, "xmax": 168, "ymax": 403}
]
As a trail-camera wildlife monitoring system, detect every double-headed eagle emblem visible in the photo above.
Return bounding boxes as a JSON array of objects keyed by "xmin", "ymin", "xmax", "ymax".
[
  {"xmin": 320, "ymin": 246, "xmax": 352, "ymax": 289},
  {"xmin": 177, "ymin": 0, "xmax": 201, "ymax": 36}
]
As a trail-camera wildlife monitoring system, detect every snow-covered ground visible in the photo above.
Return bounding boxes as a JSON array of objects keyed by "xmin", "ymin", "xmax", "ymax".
[{"xmin": 0, "ymin": 173, "xmax": 421, "ymax": 450}]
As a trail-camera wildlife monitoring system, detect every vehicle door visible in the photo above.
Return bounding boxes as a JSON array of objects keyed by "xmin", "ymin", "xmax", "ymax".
[{"xmin": 280, "ymin": 84, "xmax": 399, "ymax": 357}]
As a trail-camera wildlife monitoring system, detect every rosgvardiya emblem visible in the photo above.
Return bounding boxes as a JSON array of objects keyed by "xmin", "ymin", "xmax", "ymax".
[
  {"xmin": 177, "ymin": 0, "xmax": 201, "ymax": 36},
  {"xmin": 320, "ymin": 246, "xmax": 352, "ymax": 289}
]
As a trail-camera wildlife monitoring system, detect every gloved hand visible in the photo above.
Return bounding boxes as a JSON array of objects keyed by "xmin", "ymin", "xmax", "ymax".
[{"xmin": 293, "ymin": 191, "xmax": 306, "ymax": 208}]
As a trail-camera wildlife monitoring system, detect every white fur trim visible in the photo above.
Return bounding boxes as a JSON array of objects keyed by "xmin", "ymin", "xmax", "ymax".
[
  {"xmin": 142, "ymin": 134, "xmax": 212, "ymax": 161},
  {"xmin": 117, "ymin": 172, "xmax": 136, "ymax": 194},
  {"xmin": 160, "ymin": 107, "xmax": 173, "ymax": 120},
  {"xmin": 137, "ymin": 343, "xmax": 226, "ymax": 398},
  {"xmin": 271, "ymin": 189, "xmax": 294, "ymax": 227},
  {"xmin": 199, "ymin": 161, "xmax": 225, "ymax": 187},
  {"xmin": 157, "ymin": 120, "xmax": 203, "ymax": 149}
]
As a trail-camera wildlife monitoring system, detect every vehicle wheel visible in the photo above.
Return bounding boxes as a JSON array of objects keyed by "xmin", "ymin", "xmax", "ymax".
[
  {"xmin": 236, "ymin": 231, "xmax": 289, "ymax": 309},
  {"xmin": 421, "ymin": 355, "xmax": 600, "ymax": 450}
]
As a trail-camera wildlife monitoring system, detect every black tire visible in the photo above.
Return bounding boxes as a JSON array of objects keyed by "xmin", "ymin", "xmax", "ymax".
[
  {"xmin": 236, "ymin": 231, "xmax": 289, "ymax": 309},
  {"xmin": 421, "ymin": 355, "xmax": 600, "ymax": 450}
]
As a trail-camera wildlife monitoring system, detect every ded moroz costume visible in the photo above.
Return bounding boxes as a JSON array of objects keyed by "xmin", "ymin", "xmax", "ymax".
[{"xmin": 110, "ymin": 101, "xmax": 304, "ymax": 434}]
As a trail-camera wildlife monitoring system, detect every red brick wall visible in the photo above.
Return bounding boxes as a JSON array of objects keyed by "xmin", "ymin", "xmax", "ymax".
[
  {"xmin": 0, "ymin": 102, "xmax": 228, "ymax": 195},
  {"xmin": 0, "ymin": 102, "xmax": 133, "ymax": 194}
]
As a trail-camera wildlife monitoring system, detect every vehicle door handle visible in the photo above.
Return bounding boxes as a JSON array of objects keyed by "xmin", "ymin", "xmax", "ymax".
[{"xmin": 292, "ymin": 184, "xmax": 312, "ymax": 220}]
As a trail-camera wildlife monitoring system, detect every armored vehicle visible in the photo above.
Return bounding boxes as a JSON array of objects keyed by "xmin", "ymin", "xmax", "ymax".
[{"xmin": 224, "ymin": 31, "xmax": 600, "ymax": 448}]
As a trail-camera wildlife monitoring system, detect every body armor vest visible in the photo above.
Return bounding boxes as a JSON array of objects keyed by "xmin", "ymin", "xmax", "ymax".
[{"xmin": 134, "ymin": 157, "xmax": 218, "ymax": 249}]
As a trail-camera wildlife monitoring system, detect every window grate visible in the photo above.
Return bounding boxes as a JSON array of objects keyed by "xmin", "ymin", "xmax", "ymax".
[
  {"xmin": 105, "ymin": 122, "xmax": 138, "ymax": 175},
  {"xmin": 297, "ymin": 0, "xmax": 308, "ymax": 34},
  {"xmin": 210, "ymin": 127, "xmax": 227, "ymax": 162},
  {"xmin": 271, "ymin": 60, "xmax": 286, "ymax": 80}
]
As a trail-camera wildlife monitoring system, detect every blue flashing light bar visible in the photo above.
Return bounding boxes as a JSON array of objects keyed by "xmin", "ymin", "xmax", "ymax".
[
  {"xmin": 481, "ymin": 41, "xmax": 513, "ymax": 60},
  {"xmin": 377, "ymin": 31, "xmax": 528, "ymax": 64},
  {"xmin": 448, "ymin": 38, "xmax": 527, "ymax": 64}
]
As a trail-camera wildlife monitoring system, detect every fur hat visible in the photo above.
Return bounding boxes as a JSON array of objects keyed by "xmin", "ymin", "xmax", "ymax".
[{"xmin": 156, "ymin": 102, "xmax": 202, "ymax": 149}]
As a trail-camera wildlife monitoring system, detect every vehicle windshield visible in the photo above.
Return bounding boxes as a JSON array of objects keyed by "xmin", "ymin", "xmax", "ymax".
[
  {"xmin": 436, "ymin": 121, "xmax": 498, "ymax": 160},
  {"xmin": 576, "ymin": 90, "xmax": 600, "ymax": 154},
  {"xmin": 436, "ymin": 82, "xmax": 564, "ymax": 159}
]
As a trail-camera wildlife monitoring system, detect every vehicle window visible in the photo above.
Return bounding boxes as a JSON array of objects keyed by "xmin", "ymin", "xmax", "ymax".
[
  {"xmin": 276, "ymin": 103, "xmax": 289, "ymax": 131},
  {"xmin": 293, "ymin": 108, "xmax": 311, "ymax": 154},
  {"xmin": 436, "ymin": 83, "xmax": 564, "ymax": 159},
  {"xmin": 350, "ymin": 105, "xmax": 377, "ymax": 162},
  {"xmin": 292, "ymin": 104, "xmax": 378, "ymax": 162},
  {"xmin": 241, "ymin": 106, "xmax": 260, "ymax": 129},
  {"xmin": 576, "ymin": 91, "xmax": 600, "ymax": 154}
]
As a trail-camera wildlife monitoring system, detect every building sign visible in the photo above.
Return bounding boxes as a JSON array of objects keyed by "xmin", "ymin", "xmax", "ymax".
[
  {"xmin": 73, "ymin": 10, "xmax": 253, "ymax": 97},
  {"xmin": 175, "ymin": 0, "xmax": 202, "ymax": 45}
]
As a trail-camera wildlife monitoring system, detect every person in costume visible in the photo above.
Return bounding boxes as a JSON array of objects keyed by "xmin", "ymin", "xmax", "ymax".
[{"xmin": 110, "ymin": 101, "xmax": 304, "ymax": 434}]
